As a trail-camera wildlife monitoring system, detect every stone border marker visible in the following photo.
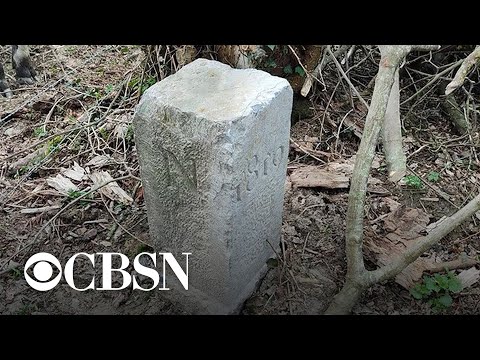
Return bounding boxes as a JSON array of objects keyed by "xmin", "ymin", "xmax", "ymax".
[{"xmin": 134, "ymin": 58, "xmax": 293, "ymax": 314}]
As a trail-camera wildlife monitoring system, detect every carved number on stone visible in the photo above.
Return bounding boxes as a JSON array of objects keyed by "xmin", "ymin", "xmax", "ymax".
[
  {"xmin": 235, "ymin": 145, "xmax": 284, "ymax": 201},
  {"xmin": 246, "ymin": 155, "xmax": 258, "ymax": 191}
]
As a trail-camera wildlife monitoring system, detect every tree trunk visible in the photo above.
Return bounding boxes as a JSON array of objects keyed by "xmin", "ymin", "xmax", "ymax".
[
  {"xmin": 324, "ymin": 278, "xmax": 367, "ymax": 315},
  {"xmin": 325, "ymin": 46, "xmax": 445, "ymax": 315},
  {"xmin": 383, "ymin": 68, "xmax": 406, "ymax": 182}
]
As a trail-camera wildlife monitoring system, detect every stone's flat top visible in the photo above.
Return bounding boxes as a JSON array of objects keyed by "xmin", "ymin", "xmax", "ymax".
[{"xmin": 142, "ymin": 58, "xmax": 291, "ymax": 122}]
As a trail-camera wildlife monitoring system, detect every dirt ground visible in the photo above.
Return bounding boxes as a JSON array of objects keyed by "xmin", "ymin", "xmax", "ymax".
[{"xmin": 1, "ymin": 45, "xmax": 479, "ymax": 315}]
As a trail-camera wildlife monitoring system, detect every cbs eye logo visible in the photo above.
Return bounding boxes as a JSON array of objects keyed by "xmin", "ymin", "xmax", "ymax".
[{"xmin": 24, "ymin": 253, "xmax": 63, "ymax": 291}]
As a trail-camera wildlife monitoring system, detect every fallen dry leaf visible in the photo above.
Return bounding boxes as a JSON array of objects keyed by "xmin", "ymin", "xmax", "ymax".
[
  {"xmin": 383, "ymin": 206, "xmax": 430, "ymax": 242},
  {"xmin": 458, "ymin": 267, "xmax": 480, "ymax": 290},
  {"xmin": 46, "ymin": 174, "xmax": 79, "ymax": 195},
  {"xmin": 365, "ymin": 206, "xmax": 433, "ymax": 289},
  {"xmin": 382, "ymin": 197, "xmax": 401, "ymax": 212},
  {"xmin": 365, "ymin": 234, "xmax": 431, "ymax": 289},
  {"xmin": 62, "ymin": 161, "xmax": 86, "ymax": 182},
  {"xmin": 88, "ymin": 171, "xmax": 133, "ymax": 205},
  {"xmin": 114, "ymin": 122, "xmax": 129, "ymax": 140},
  {"xmin": 4, "ymin": 124, "xmax": 25, "ymax": 137},
  {"xmin": 85, "ymin": 155, "xmax": 112, "ymax": 168}
]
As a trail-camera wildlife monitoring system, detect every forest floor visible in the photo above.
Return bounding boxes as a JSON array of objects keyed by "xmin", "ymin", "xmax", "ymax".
[{"xmin": 0, "ymin": 45, "xmax": 479, "ymax": 315}]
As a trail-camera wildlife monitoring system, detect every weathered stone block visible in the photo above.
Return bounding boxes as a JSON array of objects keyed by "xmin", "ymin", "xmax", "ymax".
[{"xmin": 134, "ymin": 58, "xmax": 292, "ymax": 314}]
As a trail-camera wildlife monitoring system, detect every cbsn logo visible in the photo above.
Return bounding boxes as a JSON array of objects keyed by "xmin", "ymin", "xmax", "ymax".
[{"xmin": 24, "ymin": 252, "xmax": 190, "ymax": 291}]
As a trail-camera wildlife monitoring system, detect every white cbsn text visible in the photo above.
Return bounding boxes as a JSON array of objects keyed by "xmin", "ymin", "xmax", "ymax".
[{"xmin": 24, "ymin": 252, "xmax": 190, "ymax": 292}]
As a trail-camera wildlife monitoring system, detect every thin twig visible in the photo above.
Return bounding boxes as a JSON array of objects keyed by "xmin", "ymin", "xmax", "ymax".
[
  {"xmin": 326, "ymin": 46, "xmax": 370, "ymax": 110},
  {"xmin": 287, "ymin": 45, "xmax": 310, "ymax": 80},
  {"xmin": 406, "ymin": 164, "xmax": 460, "ymax": 209},
  {"xmin": 2, "ymin": 120, "xmax": 102, "ymax": 162},
  {"xmin": 401, "ymin": 58, "xmax": 464, "ymax": 105},
  {"xmin": 335, "ymin": 109, "xmax": 354, "ymax": 154},
  {"xmin": 0, "ymin": 175, "xmax": 132, "ymax": 270},
  {"xmin": 289, "ymin": 138, "xmax": 327, "ymax": 164},
  {"xmin": 100, "ymin": 194, "xmax": 150, "ymax": 246}
]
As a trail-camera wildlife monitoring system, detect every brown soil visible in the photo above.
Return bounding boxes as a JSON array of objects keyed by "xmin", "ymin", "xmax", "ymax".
[{"xmin": 1, "ymin": 45, "xmax": 479, "ymax": 315}]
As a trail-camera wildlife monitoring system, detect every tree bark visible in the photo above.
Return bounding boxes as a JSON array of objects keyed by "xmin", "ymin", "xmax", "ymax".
[
  {"xmin": 324, "ymin": 278, "xmax": 367, "ymax": 315},
  {"xmin": 344, "ymin": 46, "xmax": 406, "ymax": 278},
  {"xmin": 382, "ymin": 68, "xmax": 406, "ymax": 182}
]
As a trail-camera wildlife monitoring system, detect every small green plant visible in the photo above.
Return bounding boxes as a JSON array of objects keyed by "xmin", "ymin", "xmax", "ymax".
[
  {"xmin": 46, "ymin": 135, "xmax": 63, "ymax": 154},
  {"xmin": 294, "ymin": 65, "xmax": 306, "ymax": 77},
  {"xmin": 125, "ymin": 124, "xmax": 134, "ymax": 144},
  {"xmin": 410, "ymin": 271, "xmax": 462, "ymax": 312},
  {"xmin": 19, "ymin": 146, "xmax": 53, "ymax": 175},
  {"xmin": 33, "ymin": 126, "xmax": 48, "ymax": 138},
  {"xmin": 98, "ymin": 127, "xmax": 109, "ymax": 140},
  {"xmin": 72, "ymin": 78, "xmax": 82, "ymax": 86},
  {"xmin": 66, "ymin": 189, "xmax": 89, "ymax": 206},
  {"xmin": 427, "ymin": 171, "xmax": 440, "ymax": 183},
  {"xmin": 67, "ymin": 189, "xmax": 87, "ymax": 200},
  {"xmin": 105, "ymin": 84, "xmax": 114, "ymax": 94},
  {"xmin": 128, "ymin": 77, "xmax": 139, "ymax": 89},
  {"xmin": 283, "ymin": 64, "xmax": 293, "ymax": 74},
  {"xmin": 10, "ymin": 267, "xmax": 22, "ymax": 279},
  {"xmin": 283, "ymin": 64, "xmax": 306, "ymax": 77},
  {"xmin": 18, "ymin": 165, "xmax": 32, "ymax": 176},
  {"xmin": 68, "ymin": 138, "xmax": 83, "ymax": 152},
  {"xmin": 142, "ymin": 77, "xmax": 156, "ymax": 93},
  {"xmin": 266, "ymin": 45, "xmax": 276, "ymax": 51},
  {"xmin": 128, "ymin": 76, "xmax": 156, "ymax": 95},
  {"xmin": 377, "ymin": 165, "xmax": 387, "ymax": 173},
  {"xmin": 87, "ymin": 87, "xmax": 101, "ymax": 99},
  {"xmin": 264, "ymin": 58, "xmax": 277, "ymax": 68},
  {"xmin": 404, "ymin": 175, "xmax": 423, "ymax": 189}
]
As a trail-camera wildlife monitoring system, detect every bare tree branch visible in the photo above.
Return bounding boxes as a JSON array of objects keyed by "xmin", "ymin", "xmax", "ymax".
[
  {"xmin": 445, "ymin": 45, "xmax": 480, "ymax": 95},
  {"xmin": 325, "ymin": 45, "xmax": 448, "ymax": 315},
  {"xmin": 300, "ymin": 45, "xmax": 350, "ymax": 97},
  {"xmin": 326, "ymin": 46, "xmax": 370, "ymax": 109}
]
